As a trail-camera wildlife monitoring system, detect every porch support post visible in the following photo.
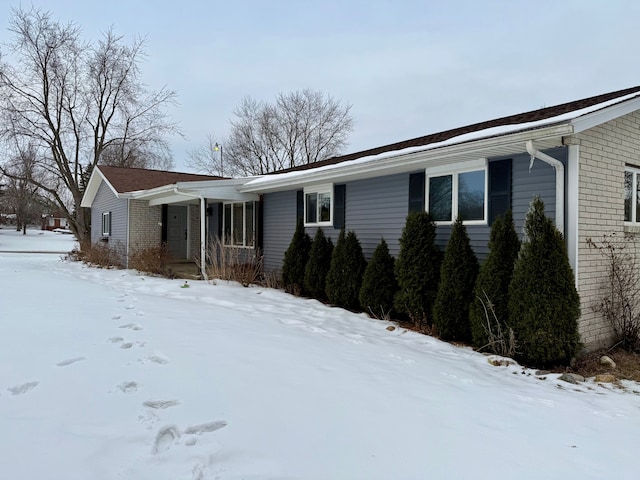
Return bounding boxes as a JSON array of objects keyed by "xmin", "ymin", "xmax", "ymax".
[{"xmin": 200, "ymin": 196, "xmax": 208, "ymax": 281}]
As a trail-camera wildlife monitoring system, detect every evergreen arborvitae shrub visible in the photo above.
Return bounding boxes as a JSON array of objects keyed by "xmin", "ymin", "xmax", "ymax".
[
  {"xmin": 508, "ymin": 197, "xmax": 580, "ymax": 367},
  {"xmin": 282, "ymin": 218, "xmax": 311, "ymax": 295},
  {"xmin": 359, "ymin": 238, "xmax": 398, "ymax": 318},
  {"xmin": 469, "ymin": 210, "xmax": 521, "ymax": 350},
  {"xmin": 326, "ymin": 229, "xmax": 366, "ymax": 310},
  {"xmin": 304, "ymin": 228, "xmax": 333, "ymax": 300},
  {"xmin": 394, "ymin": 211, "xmax": 442, "ymax": 330},
  {"xmin": 432, "ymin": 217, "xmax": 479, "ymax": 342}
]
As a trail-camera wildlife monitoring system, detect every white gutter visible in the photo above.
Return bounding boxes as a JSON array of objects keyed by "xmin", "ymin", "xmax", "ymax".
[
  {"xmin": 525, "ymin": 140, "xmax": 564, "ymax": 235},
  {"xmin": 173, "ymin": 187, "xmax": 209, "ymax": 281},
  {"xmin": 240, "ymin": 124, "xmax": 573, "ymax": 193}
]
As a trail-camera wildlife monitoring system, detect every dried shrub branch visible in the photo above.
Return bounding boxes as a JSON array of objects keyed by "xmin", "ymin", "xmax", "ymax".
[
  {"xmin": 476, "ymin": 290, "xmax": 517, "ymax": 358},
  {"xmin": 587, "ymin": 233, "xmax": 640, "ymax": 351},
  {"xmin": 202, "ymin": 236, "xmax": 263, "ymax": 287},
  {"xmin": 129, "ymin": 244, "xmax": 175, "ymax": 277}
]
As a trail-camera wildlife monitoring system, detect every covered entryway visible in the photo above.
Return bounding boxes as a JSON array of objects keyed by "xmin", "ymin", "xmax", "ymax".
[
  {"xmin": 167, "ymin": 205, "xmax": 188, "ymax": 259},
  {"xmin": 131, "ymin": 178, "xmax": 260, "ymax": 281}
]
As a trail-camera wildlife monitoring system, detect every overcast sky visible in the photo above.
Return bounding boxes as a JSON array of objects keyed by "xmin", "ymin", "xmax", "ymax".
[{"xmin": 1, "ymin": 1, "xmax": 638, "ymax": 172}]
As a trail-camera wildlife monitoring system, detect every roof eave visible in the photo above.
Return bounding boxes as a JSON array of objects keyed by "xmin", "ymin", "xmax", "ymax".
[
  {"xmin": 80, "ymin": 166, "xmax": 122, "ymax": 207},
  {"xmin": 571, "ymin": 95, "xmax": 640, "ymax": 133},
  {"xmin": 239, "ymin": 123, "xmax": 573, "ymax": 193}
]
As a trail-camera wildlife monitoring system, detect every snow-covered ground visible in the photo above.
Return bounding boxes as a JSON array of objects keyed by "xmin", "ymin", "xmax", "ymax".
[{"xmin": 1, "ymin": 227, "xmax": 639, "ymax": 479}]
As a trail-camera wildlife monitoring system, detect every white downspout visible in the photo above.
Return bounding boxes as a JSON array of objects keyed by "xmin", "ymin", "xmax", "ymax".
[
  {"xmin": 173, "ymin": 187, "xmax": 209, "ymax": 281},
  {"xmin": 525, "ymin": 140, "xmax": 565, "ymax": 235}
]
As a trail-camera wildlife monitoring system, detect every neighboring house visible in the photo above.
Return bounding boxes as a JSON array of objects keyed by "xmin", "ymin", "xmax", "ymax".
[
  {"xmin": 41, "ymin": 214, "xmax": 69, "ymax": 231},
  {"xmin": 81, "ymin": 86, "xmax": 640, "ymax": 351}
]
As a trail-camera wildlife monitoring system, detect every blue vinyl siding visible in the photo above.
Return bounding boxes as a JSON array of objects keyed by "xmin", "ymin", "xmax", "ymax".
[
  {"xmin": 91, "ymin": 181, "xmax": 128, "ymax": 251},
  {"xmin": 263, "ymin": 191, "xmax": 298, "ymax": 272},
  {"xmin": 341, "ymin": 172, "xmax": 409, "ymax": 258},
  {"xmin": 261, "ymin": 147, "xmax": 565, "ymax": 271},
  {"xmin": 509, "ymin": 146, "xmax": 565, "ymax": 237}
]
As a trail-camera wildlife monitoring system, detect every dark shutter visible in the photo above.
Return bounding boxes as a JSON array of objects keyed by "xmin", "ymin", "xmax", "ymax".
[
  {"xmin": 256, "ymin": 199, "xmax": 264, "ymax": 250},
  {"xmin": 408, "ymin": 172, "xmax": 425, "ymax": 213},
  {"xmin": 333, "ymin": 184, "xmax": 346, "ymax": 229},
  {"xmin": 161, "ymin": 205, "xmax": 168, "ymax": 242},
  {"xmin": 488, "ymin": 159, "xmax": 512, "ymax": 225},
  {"xmin": 296, "ymin": 190, "xmax": 304, "ymax": 221},
  {"xmin": 108, "ymin": 211, "xmax": 112, "ymax": 236}
]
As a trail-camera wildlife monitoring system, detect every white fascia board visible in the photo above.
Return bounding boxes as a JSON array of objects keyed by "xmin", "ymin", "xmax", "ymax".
[
  {"xmin": 148, "ymin": 194, "xmax": 198, "ymax": 206},
  {"xmin": 571, "ymin": 95, "xmax": 640, "ymax": 133},
  {"xmin": 80, "ymin": 167, "xmax": 121, "ymax": 207},
  {"xmin": 239, "ymin": 124, "xmax": 573, "ymax": 193},
  {"xmin": 184, "ymin": 186, "xmax": 260, "ymax": 202},
  {"xmin": 136, "ymin": 183, "xmax": 259, "ymax": 206},
  {"xmin": 174, "ymin": 177, "xmax": 261, "ymax": 189}
]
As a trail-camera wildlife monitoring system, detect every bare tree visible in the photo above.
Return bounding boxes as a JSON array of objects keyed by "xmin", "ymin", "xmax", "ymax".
[
  {"xmin": 2, "ymin": 145, "xmax": 46, "ymax": 233},
  {"xmin": 186, "ymin": 133, "xmax": 225, "ymax": 176},
  {"xmin": 219, "ymin": 89, "xmax": 353, "ymax": 176},
  {"xmin": 0, "ymin": 7, "xmax": 180, "ymax": 244}
]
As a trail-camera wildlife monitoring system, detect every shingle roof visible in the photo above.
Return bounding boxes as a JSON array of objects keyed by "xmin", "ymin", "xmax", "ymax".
[
  {"xmin": 97, "ymin": 165, "xmax": 223, "ymax": 193},
  {"xmin": 273, "ymin": 85, "xmax": 640, "ymax": 174}
]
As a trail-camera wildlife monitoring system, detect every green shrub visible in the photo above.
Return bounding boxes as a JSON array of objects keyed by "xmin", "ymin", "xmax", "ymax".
[
  {"xmin": 469, "ymin": 210, "xmax": 520, "ymax": 350},
  {"xmin": 394, "ymin": 211, "xmax": 442, "ymax": 330},
  {"xmin": 304, "ymin": 228, "xmax": 334, "ymax": 300},
  {"xmin": 326, "ymin": 229, "xmax": 366, "ymax": 310},
  {"xmin": 282, "ymin": 218, "xmax": 311, "ymax": 294},
  {"xmin": 433, "ymin": 217, "xmax": 479, "ymax": 341},
  {"xmin": 508, "ymin": 197, "xmax": 580, "ymax": 367},
  {"xmin": 359, "ymin": 238, "xmax": 397, "ymax": 318}
]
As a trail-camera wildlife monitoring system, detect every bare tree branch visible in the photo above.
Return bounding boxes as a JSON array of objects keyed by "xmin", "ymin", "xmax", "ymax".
[
  {"xmin": 206, "ymin": 89, "xmax": 353, "ymax": 177},
  {"xmin": 0, "ymin": 7, "xmax": 182, "ymax": 243}
]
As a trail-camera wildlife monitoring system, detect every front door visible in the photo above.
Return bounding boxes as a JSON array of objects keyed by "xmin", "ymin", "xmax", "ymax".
[{"xmin": 167, "ymin": 205, "xmax": 188, "ymax": 258}]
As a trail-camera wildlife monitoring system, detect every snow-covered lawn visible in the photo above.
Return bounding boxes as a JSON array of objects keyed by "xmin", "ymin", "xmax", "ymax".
[{"xmin": 0, "ymin": 227, "xmax": 638, "ymax": 479}]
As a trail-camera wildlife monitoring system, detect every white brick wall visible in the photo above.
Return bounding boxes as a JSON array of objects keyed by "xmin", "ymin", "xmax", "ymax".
[
  {"xmin": 128, "ymin": 200, "xmax": 162, "ymax": 253},
  {"xmin": 568, "ymin": 109, "xmax": 640, "ymax": 349}
]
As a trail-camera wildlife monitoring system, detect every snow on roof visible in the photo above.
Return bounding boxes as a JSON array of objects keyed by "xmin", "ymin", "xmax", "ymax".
[{"xmin": 242, "ymin": 89, "xmax": 640, "ymax": 189}]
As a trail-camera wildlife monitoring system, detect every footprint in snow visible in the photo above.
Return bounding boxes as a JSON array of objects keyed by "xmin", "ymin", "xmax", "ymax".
[
  {"xmin": 151, "ymin": 421, "xmax": 227, "ymax": 454},
  {"xmin": 108, "ymin": 336, "xmax": 124, "ymax": 343},
  {"xmin": 56, "ymin": 356, "xmax": 85, "ymax": 367},
  {"xmin": 144, "ymin": 399, "xmax": 181, "ymax": 409},
  {"xmin": 183, "ymin": 421, "xmax": 228, "ymax": 447},
  {"xmin": 152, "ymin": 425, "xmax": 180, "ymax": 454},
  {"xmin": 140, "ymin": 353, "xmax": 169, "ymax": 365},
  {"xmin": 120, "ymin": 342, "xmax": 134, "ymax": 349},
  {"xmin": 112, "ymin": 314, "xmax": 122, "ymax": 320},
  {"xmin": 7, "ymin": 381, "xmax": 39, "ymax": 396},
  {"xmin": 119, "ymin": 323, "xmax": 143, "ymax": 331},
  {"xmin": 184, "ymin": 421, "xmax": 227, "ymax": 435},
  {"xmin": 118, "ymin": 381, "xmax": 139, "ymax": 394}
]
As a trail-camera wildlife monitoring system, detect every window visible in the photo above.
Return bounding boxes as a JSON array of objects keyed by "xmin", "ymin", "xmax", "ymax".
[
  {"xmin": 304, "ymin": 185, "xmax": 332, "ymax": 225},
  {"xmin": 101, "ymin": 212, "xmax": 111, "ymax": 236},
  {"xmin": 624, "ymin": 166, "xmax": 640, "ymax": 223},
  {"xmin": 427, "ymin": 166, "xmax": 487, "ymax": 223},
  {"xmin": 223, "ymin": 201, "xmax": 255, "ymax": 247}
]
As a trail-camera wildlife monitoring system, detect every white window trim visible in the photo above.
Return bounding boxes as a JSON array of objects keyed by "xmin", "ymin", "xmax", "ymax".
[
  {"xmin": 624, "ymin": 165, "xmax": 640, "ymax": 225},
  {"xmin": 303, "ymin": 184, "xmax": 333, "ymax": 227},
  {"xmin": 101, "ymin": 212, "xmax": 111, "ymax": 236},
  {"xmin": 425, "ymin": 159, "xmax": 488, "ymax": 225},
  {"xmin": 222, "ymin": 201, "xmax": 255, "ymax": 249}
]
